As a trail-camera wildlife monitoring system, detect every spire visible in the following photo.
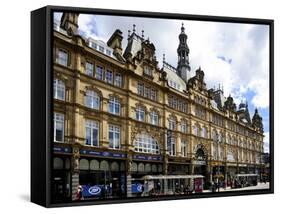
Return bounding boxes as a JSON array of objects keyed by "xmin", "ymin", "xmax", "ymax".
[
  {"xmin": 177, "ymin": 23, "xmax": 190, "ymax": 81},
  {"xmin": 181, "ymin": 22, "xmax": 185, "ymax": 33},
  {"xmin": 133, "ymin": 24, "xmax": 136, "ymax": 33},
  {"xmin": 128, "ymin": 30, "xmax": 131, "ymax": 40}
]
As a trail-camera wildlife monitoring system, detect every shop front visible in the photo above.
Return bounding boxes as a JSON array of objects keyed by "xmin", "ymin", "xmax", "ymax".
[
  {"xmin": 52, "ymin": 156, "xmax": 72, "ymax": 203},
  {"xmin": 51, "ymin": 145, "xmax": 72, "ymax": 203},
  {"xmin": 78, "ymin": 149, "xmax": 127, "ymax": 200},
  {"xmin": 130, "ymin": 153, "xmax": 163, "ymax": 197}
]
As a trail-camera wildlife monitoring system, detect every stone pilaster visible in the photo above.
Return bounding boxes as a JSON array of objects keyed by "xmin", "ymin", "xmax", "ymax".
[{"xmin": 71, "ymin": 146, "xmax": 80, "ymax": 201}]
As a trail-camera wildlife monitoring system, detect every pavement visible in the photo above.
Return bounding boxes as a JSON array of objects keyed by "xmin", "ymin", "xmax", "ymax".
[{"xmin": 203, "ymin": 182, "xmax": 270, "ymax": 193}]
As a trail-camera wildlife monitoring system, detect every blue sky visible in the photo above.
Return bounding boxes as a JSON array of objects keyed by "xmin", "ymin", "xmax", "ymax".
[{"xmin": 54, "ymin": 13, "xmax": 270, "ymax": 152}]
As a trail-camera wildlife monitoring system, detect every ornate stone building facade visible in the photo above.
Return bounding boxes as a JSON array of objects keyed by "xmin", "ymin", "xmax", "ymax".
[{"xmin": 52, "ymin": 13, "xmax": 264, "ymax": 202}]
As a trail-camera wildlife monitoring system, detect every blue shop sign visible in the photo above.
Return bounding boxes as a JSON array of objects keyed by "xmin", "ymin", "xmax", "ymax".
[
  {"xmin": 133, "ymin": 154, "xmax": 162, "ymax": 161},
  {"xmin": 82, "ymin": 185, "xmax": 103, "ymax": 197},
  {"xmin": 80, "ymin": 149, "xmax": 127, "ymax": 158},
  {"xmin": 53, "ymin": 146, "xmax": 72, "ymax": 154},
  {"xmin": 131, "ymin": 183, "xmax": 143, "ymax": 193}
]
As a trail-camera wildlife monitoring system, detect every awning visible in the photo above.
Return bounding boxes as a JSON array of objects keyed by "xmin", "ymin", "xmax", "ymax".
[
  {"xmin": 140, "ymin": 174, "xmax": 204, "ymax": 180},
  {"xmin": 235, "ymin": 174, "xmax": 258, "ymax": 177}
]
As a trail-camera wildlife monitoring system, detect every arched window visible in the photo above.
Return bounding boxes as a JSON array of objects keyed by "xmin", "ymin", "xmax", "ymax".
[
  {"xmin": 85, "ymin": 90, "xmax": 100, "ymax": 110},
  {"xmin": 134, "ymin": 133, "xmax": 159, "ymax": 154},
  {"xmin": 53, "ymin": 79, "xmax": 65, "ymax": 101}
]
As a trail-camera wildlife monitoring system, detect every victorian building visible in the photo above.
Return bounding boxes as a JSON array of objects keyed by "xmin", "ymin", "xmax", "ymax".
[{"xmin": 52, "ymin": 13, "xmax": 265, "ymax": 202}]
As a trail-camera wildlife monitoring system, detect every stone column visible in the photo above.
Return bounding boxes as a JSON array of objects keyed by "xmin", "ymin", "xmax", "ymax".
[
  {"xmin": 71, "ymin": 146, "xmax": 80, "ymax": 201},
  {"xmin": 176, "ymin": 133, "xmax": 181, "ymax": 157},
  {"xmin": 126, "ymin": 152, "xmax": 133, "ymax": 197}
]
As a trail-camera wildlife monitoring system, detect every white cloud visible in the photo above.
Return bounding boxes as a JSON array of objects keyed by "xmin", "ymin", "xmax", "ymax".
[
  {"xmin": 54, "ymin": 12, "xmax": 270, "ymax": 117},
  {"xmin": 73, "ymin": 15, "xmax": 269, "ymax": 110},
  {"xmin": 263, "ymin": 132, "xmax": 270, "ymax": 153}
]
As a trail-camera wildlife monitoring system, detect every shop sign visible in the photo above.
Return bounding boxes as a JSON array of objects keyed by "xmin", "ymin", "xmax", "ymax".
[
  {"xmin": 53, "ymin": 146, "xmax": 72, "ymax": 154},
  {"xmin": 80, "ymin": 149, "xmax": 127, "ymax": 159},
  {"xmin": 82, "ymin": 185, "xmax": 103, "ymax": 197},
  {"xmin": 133, "ymin": 154, "xmax": 162, "ymax": 161},
  {"xmin": 193, "ymin": 160, "xmax": 206, "ymax": 165},
  {"xmin": 226, "ymin": 163, "xmax": 237, "ymax": 166},
  {"xmin": 131, "ymin": 183, "xmax": 143, "ymax": 193}
]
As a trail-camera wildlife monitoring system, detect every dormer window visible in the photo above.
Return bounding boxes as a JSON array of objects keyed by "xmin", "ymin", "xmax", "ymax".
[
  {"xmin": 144, "ymin": 66, "xmax": 152, "ymax": 76},
  {"xmin": 99, "ymin": 46, "xmax": 104, "ymax": 53},
  {"xmin": 106, "ymin": 49, "xmax": 112, "ymax": 56}
]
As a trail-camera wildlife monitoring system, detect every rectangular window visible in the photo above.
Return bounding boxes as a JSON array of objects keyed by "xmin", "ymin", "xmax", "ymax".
[
  {"xmin": 150, "ymin": 111, "xmax": 158, "ymax": 125},
  {"xmin": 96, "ymin": 66, "xmax": 103, "ymax": 80},
  {"xmin": 106, "ymin": 49, "xmax": 112, "ymax": 56},
  {"xmin": 181, "ymin": 122, "xmax": 187, "ymax": 133},
  {"xmin": 105, "ymin": 70, "xmax": 113, "ymax": 84},
  {"xmin": 114, "ymin": 73, "xmax": 122, "ymax": 87},
  {"xmin": 137, "ymin": 82, "xmax": 144, "ymax": 96},
  {"xmin": 53, "ymin": 79, "xmax": 65, "ymax": 101},
  {"xmin": 109, "ymin": 125, "xmax": 120, "ymax": 149},
  {"xmin": 109, "ymin": 97, "xmax": 120, "ymax": 115},
  {"xmin": 136, "ymin": 107, "xmax": 145, "ymax": 122},
  {"xmin": 144, "ymin": 86, "xmax": 150, "ymax": 98},
  {"xmin": 181, "ymin": 141, "xmax": 187, "ymax": 157},
  {"xmin": 91, "ymin": 42, "xmax": 98, "ymax": 50},
  {"xmin": 85, "ymin": 90, "xmax": 100, "ymax": 110},
  {"xmin": 54, "ymin": 113, "xmax": 64, "ymax": 142},
  {"xmin": 144, "ymin": 66, "xmax": 152, "ymax": 76},
  {"xmin": 85, "ymin": 62, "xmax": 94, "ymax": 76},
  {"xmin": 99, "ymin": 46, "xmax": 104, "ymax": 53},
  {"xmin": 57, "ymin": 49, "xmax": 68, "ymax": 66},
  {"xmin": 168, "ymin": 137, "xmax": 176, "ymax": 156},
  {"xmin": 169, "ymin": 119, "xmax": 176, "ymax": 130},
  {"xmin": 85, "ymin": 120, "xmax": 99, "ymax": 146},
  {"xmin": 151, "ymin": 89, "xmax": 157, "ymax": 101}
]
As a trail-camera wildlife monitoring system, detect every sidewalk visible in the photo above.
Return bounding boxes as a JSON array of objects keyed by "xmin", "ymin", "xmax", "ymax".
[{"xmin": 203, "ymin": 182, "xmax": 270, "ymax": 193}]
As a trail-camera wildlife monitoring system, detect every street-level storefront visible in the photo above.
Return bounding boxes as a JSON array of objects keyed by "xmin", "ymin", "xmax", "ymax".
[
  {"xmin": 130, "ymin": 153, "xmax": 163, "ymax": 197},
  {"xmin": 52, "ymin": 145, "xmax": 72, "ymax": 203},
  {"xmin": 226, "ymin": 163, "xmax": 238, "ymax": 187},
  {"xmin": 238, "ymin": 164, "xmax": 247, "ymax": 174},
  {"xmin": 78, "ymin": 149, "xmax": 127, "ymax": 200},
  {"xmin": 52, "ymin": 156, "xmax": 72, "ymax": 203}
]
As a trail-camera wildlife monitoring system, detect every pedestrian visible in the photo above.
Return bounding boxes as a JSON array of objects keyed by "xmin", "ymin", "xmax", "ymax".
[{"xmin": 76, "ymin": 185, "xmax": 83, "ymax": 201}]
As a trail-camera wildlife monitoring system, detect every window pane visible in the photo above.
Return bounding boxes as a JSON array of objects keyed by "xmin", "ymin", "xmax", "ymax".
[
  {"xmin": 57, "ymin": 50, "xmax": 68, "ymax": 66},
  {"xmin": 85, "ymin": 62, "xmax": 94, "ymax": 76},
  {"xmin": 96, "ymin": 66, "xmax": 103, "ymax": 80},
  {"xmin": 114, "ymin": 73, "xmax": 122, "ymax": 87},
  {"xmin": 105, "ymin": 70, "xmax": 113, "ymax": 83}
]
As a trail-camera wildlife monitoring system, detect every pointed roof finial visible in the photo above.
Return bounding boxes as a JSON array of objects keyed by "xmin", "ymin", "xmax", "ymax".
[
  {"xmin": 141, "ymin": 30, "xmax": 144, "ymax": 39},
  {"xmin": 128, "ymin": 30, "xmax": 131, "ymax": 39},
  {"xmin": 218, "ymin": 83, "xmax": 221, "ymax": 90},
  {"xmin": 163, "ymin": 53, "xmax": 166, "ymax": 63},
  {"xmin": 133, "ymin": 24, "xmax": 136, "ymax": 33},
  {"xmin": 222, "ymin": 83, "xmax": 224, "ymax": 92},
  {"xmin": 181, "ymin": 22, "xmax": 185, "ymax": 33}
]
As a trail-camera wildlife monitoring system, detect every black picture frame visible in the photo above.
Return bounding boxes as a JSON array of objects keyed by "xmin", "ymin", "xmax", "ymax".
[{"xmin": 31, "ymin": 5, "xmax": 274, "ymax": 208}]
